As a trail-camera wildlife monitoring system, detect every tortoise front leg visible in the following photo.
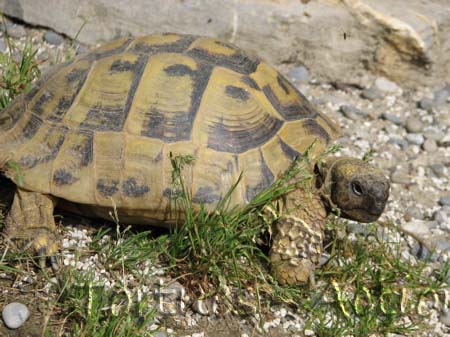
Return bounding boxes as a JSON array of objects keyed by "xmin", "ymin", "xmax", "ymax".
[
  {"xmin": 269, "ymin": 190, "xmax": 327, "ymax": 285},
  {"xmin": 4, "ymin": 188, "xmax": 59, "ymax": 267}
]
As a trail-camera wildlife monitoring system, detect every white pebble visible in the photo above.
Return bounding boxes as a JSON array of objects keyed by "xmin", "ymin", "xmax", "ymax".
[
  {"xmin": 2, "ymin": 302, "xmax": 30, "ymax": 329},
  {"xmin": 304, "ymin": 329, "xmax": 315, "ymax": 336}
]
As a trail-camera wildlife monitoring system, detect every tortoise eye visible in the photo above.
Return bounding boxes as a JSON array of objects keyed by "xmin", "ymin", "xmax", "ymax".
[{"xmin": 351, "ymin": 181, "xmax": 363, "ymax": 196}]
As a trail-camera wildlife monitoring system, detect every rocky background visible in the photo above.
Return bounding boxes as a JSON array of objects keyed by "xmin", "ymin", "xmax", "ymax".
[
  {"xmin": 1, "ymin": 0, "xmax": 450, "ymax": 88},
  {"xmin": 0, "ymin": 0, "xmax": 449, "ymax": 336}
]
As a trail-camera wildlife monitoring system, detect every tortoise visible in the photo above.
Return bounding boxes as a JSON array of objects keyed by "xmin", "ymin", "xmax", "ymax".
[{"xmin": 0, "ymin": 33, "xmax": 390, "ymax": 285}]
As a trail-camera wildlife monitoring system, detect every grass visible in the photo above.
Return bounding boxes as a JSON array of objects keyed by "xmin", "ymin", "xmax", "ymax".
[
  {"xmin": 0, "ymin": 34, "xmax": 40, "ymax": 109},
  {"xmin": 0, "ymin": 34, "xmax": 449, "ymax": 337}
]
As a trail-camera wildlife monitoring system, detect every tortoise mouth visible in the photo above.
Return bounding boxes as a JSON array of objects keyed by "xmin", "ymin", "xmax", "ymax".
[{"xmin": 341, "ymin": 207, "xmax": 384, "ymax": 223}]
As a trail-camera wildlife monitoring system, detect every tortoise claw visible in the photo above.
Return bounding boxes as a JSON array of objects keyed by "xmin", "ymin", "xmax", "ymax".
[
  {"xmin": 50, "ymin": 255, "xmax": 60, "ymax": 271},
  {"xmin": 35, "ymin": 236, "xmax": 60, "ymax": 269}
]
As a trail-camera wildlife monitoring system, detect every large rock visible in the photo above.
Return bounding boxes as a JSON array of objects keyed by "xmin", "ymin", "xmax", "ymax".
[{"xmin": 1, "ymin": 0, "xmax": 449, "ymax": 87}]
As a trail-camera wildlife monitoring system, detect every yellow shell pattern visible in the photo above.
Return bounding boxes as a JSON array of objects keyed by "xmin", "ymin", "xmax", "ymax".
[{"xmin": 0, "ymin": 34, "xmax": 340, "ymax": 222}]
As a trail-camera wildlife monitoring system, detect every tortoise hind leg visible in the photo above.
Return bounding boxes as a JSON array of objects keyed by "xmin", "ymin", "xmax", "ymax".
[{"xmin": 4, "ymin": 188, "xmax": 59, "ymax": 267}]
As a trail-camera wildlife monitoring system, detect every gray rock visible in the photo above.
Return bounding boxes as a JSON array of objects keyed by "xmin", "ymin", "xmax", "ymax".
[
  {"xmin": 388, "ymin": 137, "xmax": 408, "ymax": 149},
  {"xmin": 417, "ymin": 97, "xmax": 434, "ymax": 110},
  {"xmin": 382, "ymin": 113, "xmax": 402, "ymax": 125},
  {"xmin": 405, "ymin": 117, "xmax": 423, "ymax": 133},
  {"xmin": 441, "ymin": 309, "xmax": 450, "ymax": 326},
  {"xmin": 401, "ymin": 220, "xmax": 437, "ymax": 236},
  {"xmin": 76, "ymin": 44, "xmax": 89, "ymax": 55},
  {"xmin": 0, "ymin": 38, "xmax": 6, "ymax": 52},
  {"xmin": 390, "ymin": 171, "xmax": 410, "ymax": 185},
  {"xmin": 348, "ymin": 222, "xmax": 370, "ymax": 235},
  {"xmin": 2, "ymin": 302, "xmax": 30, "ymax": 329},
  {"xmin": 43, "ymin": 31, "xmax": 64, "ymax": 45},
  {"xmin": 374, "ymin": 77, "xmax": 399, "ymax": 93},
  {"xmin": 339, "ymin": 105, "xmax": 368, "ymax": 120},
  {"xmin": 360, "ymin": 87, "xmax": 382, "ymax": 100},
  {"xmin": 3, "ymin": 0, "xmax": 450, "ymax": 88},
  {"xmin": 404, "ymin": 206, "xmax": 424, "ymax": 221},
  {"xmin": 438, "ymin": 134, "xmax": 450, "ymax": 147},
  {"xmin": 433, "ymin": 210, "xmax": 448, "ymax": 225},
  {"xmin": 1, "ymin": 23, "xmax": 26, "ymax": 39},
  {"xmin": 438, "ymin": 196, "xmax": 450, "ymax": 206},
  {"xmin": 422, "ymin": 138, "xmax": 437, "ymax": 152},
  {"xmin": 287, "ymin": 66, "xmax": 309, "ymax": 83},
  {"xmin": 434, "ymin": 239, "xmax": 450, "ymax": 252},
  {"xmin": 154, "ymin": 332, "xmax": 168, "ymax": 337},
  {"xmin": 405, "ymin": 133, "xmax": 424, "ymax": 145},
  {"xmin": 433, "ymin": 88, "xmax": 450, "ymax": 107},
  {"xmin": 423, "ymin": 129, "xmax": 445, "ymax": 141},
  {"xmin": 410, "ymin": 242, "xmax": 434, "ymax": 261},
  {"xmin": 429, "ymin": 163, "xmax": 446, "ymax": 178}
]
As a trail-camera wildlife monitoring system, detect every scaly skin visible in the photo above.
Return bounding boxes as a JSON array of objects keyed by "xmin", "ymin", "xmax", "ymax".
[
  {"xmin": 5, "ymin": 188, "xmax": 59, "ymax": 262},
  {"xmin": 269, "ymin": 186, "xmax": 327, "ymax": 285}
]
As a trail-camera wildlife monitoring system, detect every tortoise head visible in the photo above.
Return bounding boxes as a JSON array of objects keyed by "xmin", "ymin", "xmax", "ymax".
[{"xmin": 316, "ymin": 157, "xmax": 390, "ymax": 223}]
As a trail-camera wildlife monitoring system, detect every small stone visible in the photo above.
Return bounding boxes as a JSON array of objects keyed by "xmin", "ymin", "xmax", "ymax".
[
  {"xmin": 388, "ymin": 137, "xmax": 408, "ymax": 149},
  {"xmin": 433, "ymin": 210, "xmax": 448, "ymax": 225},
  {"xmin": 438, "ymin": 134, "xmax": 450, "ymax": 147},
  {"xmin": 433, "ymin": 88, "xmax": 450, "ymax": 107},
  {"xmin": 441, "ymin": 309, "xmax": 450, "ymax": 326},
  {"xmin": 417, "ymin": 97, "xmax": 434, "ymax": 110},
  {"xmin": 76, "ymin": 44, "xmax": 90, "ymax": 55},
  {"xmin": 405, "ymin": 117, "xmax": 423, "ymax": 133},
  {"xmin": 304, "ymin": 329, "xmax": 315, "ymax": 336},
  {"xmin": 192, "ymin": 333, "xmax": 205, "ymax": 337},
  {"xmin": 404, "ymin": 206, "xmax": 424, "ymax": 221},
  {"xmin": 405, "ymin": 133, "xmax": 424, "ymax": 145},
  {"xmin": 360, "ymin": 87, "xmax": 382, "ymax": 100},
  {"xmin": 429, "ymin": 163, "xmax": 446, "ymax": 178},
  {"xmin": 423, "ymin": 129, "xmax": 445, "ymax": 141},
  {"xmin": 339, "ymin": 105, "xmax": 368, "ymax": 120},
  {"xmin": 154, "ymin": 332, "xmax": 168, "ymax": 337},
  {"xmin": 382, "ymin": 113, "xmax": 402, "ymax": 125},
  {"xmin": 1, "ymin": 24, "xmax": 27, "ymax": 39},
  {"xmin": 43, "ymin": 31, "xmax": 65, "ymax": 45},
  {"xmin": 374, "ymin": 77, "xmax": 399, "ymax": 93},
  {"xmin": 401, "ymin": 220, "xmax": 437, "ymax": 236},
  {"xmin": 287, "ymin": 66, "xmax": 309, "ymax": 83},
  {"xmin": 438, "ymin": 196, "xmax": 450, "ymax": 206},
  {"xmin": 435, "ymin": 239, "xmax": 450, "ymax": 252},
  {"xmin": 0, "ymin": 38, "xmax": 6, "ymax": 52},
  {"xmin": 390, "ymin": 171, "xmax": 410, "ymax": 185},
  {"xmin": 422, "ymin": 138, "xmax": 437, "ymax": 152},
  {"xmin": 411, "ymin": 242, "xmax": 433, "ymax": 260},
  {"xmin": 318, "ymin": 252, "xmax": 330, "ymax": 266},
  {"xmin": 2, "ymin": 302, "xmax": 30, "ymax": 329}
]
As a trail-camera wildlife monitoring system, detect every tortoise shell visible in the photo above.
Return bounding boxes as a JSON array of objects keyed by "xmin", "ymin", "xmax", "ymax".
[{"xmin": 0, "ymin": 33, "xmax": 340, "ymax": 222}]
